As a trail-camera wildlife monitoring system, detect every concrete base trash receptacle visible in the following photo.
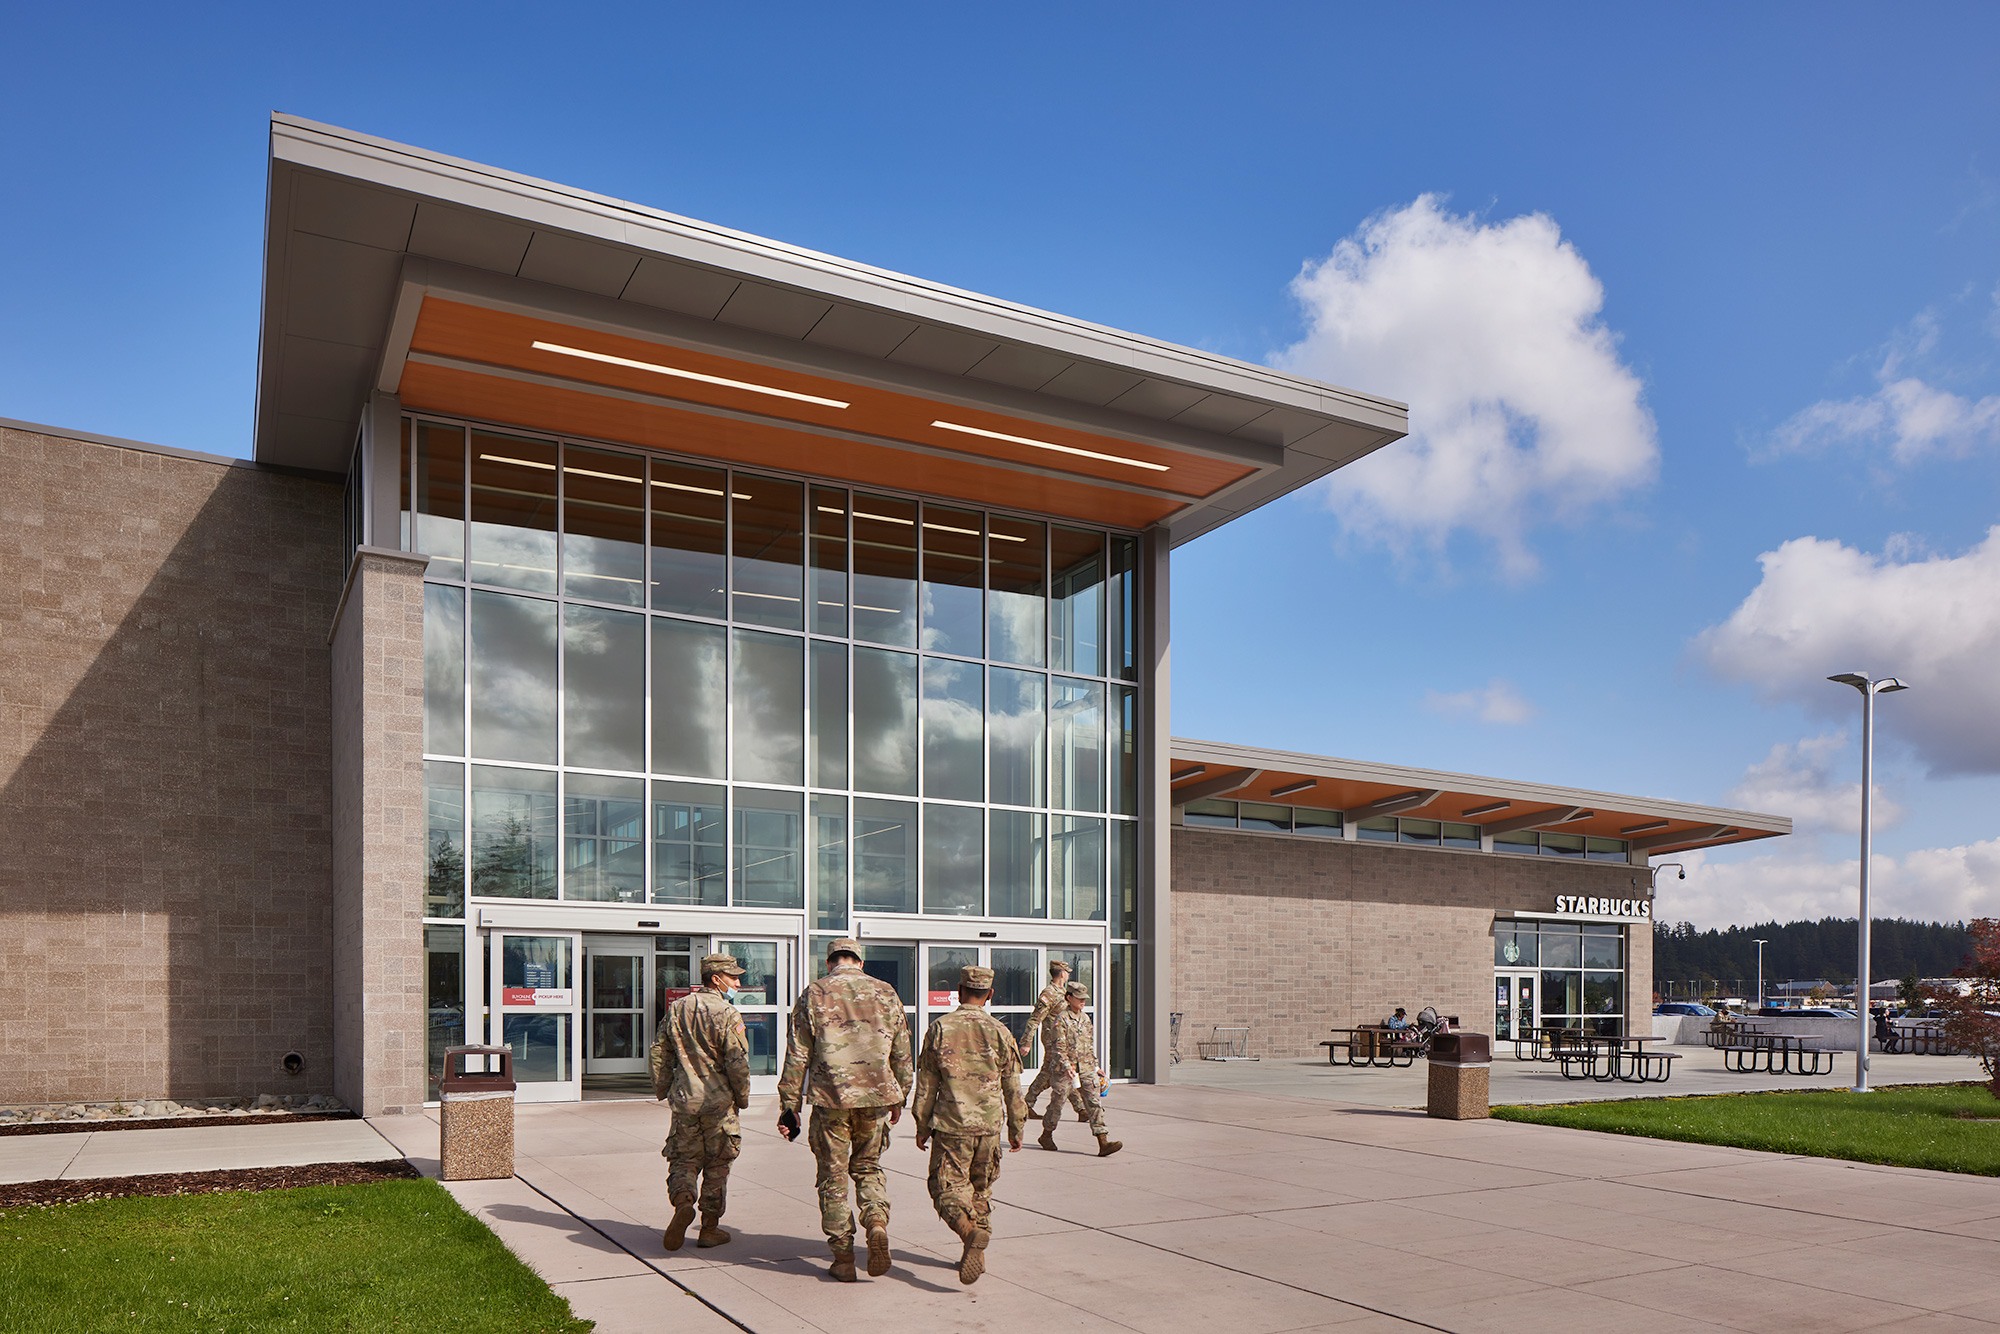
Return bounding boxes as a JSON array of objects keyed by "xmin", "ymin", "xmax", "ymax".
[
  {"xmin": 1425, "ymin": 1032, "xmax": 1492, "ymax": 1121},
  {"xmin": 440, "ymin": 1046, "xmax": 516, "ymax": 1181}
]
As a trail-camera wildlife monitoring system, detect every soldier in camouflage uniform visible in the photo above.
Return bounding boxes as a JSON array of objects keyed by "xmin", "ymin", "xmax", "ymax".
[
  {"xmin": 1038, "ymin": 981, "xmax": 1122, "ymax": 1158},
  {"xmin": 776, "ymin": 937, "xmax": 914, "ymax": 1282},
  {"xmin": 912, "ymin": 964, "xmax": 1028, "ymax": 1286},
  {"xmin": 1024, "ymin": 959, "xmax": 1087, "ymax": 1123},
  {"xmin": 649, "ymin": 953, "xmax": 752, "ymax": 1251}
]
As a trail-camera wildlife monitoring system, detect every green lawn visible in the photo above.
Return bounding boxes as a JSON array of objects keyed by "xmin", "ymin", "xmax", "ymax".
[
  {"xmin": 1495, "ymin": 1082, "xmax": 2000, "ymax": 1175},
  {"xmin": 0, "ymin": 1178, "xmax": 592, "ymax": 1333}
]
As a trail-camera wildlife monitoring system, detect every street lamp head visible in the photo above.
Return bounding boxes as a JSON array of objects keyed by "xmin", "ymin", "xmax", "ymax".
[
  {"xmin": 1876, "ymin": 678, "xmax": 1909, "ymax": 694},
  {"xmin": 1827, "ymin": 672, "xmax": 1869, "ymax": 689}
]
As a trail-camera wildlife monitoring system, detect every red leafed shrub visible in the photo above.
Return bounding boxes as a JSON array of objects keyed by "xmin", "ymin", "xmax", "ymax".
[{"xmin": 1929, "ymin": 918, "xmax": 2000, "ymax": 1100}]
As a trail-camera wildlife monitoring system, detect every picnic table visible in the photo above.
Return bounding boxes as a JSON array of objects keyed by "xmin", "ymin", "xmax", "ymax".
[
  {"xmin": 1553, "ymin": 1035, "xmax": 1679, "ymax": 1083},
  {"xmin": 1322, "ymin": 1025, "xmax": 1427, "ymax": 1068},
  {"xmin": 1717, "ymin": 1030, "xmax": 1832, "ymax": 1075}
]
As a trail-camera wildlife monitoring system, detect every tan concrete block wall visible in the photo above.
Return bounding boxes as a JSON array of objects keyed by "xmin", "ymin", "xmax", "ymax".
[
  {"xmin": 0, "ymin": 426, "xmax": 341, "ymax": 1105},
  {"xmin": 328, "ymin": 549, "xmax": 428, "ymax": 1116},
  {"xmin": 1170, "ymin": 827, "xmax": 1656, "ymax": 1061}
]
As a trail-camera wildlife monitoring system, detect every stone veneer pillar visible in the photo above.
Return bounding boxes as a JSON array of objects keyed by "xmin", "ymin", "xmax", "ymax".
[{"xmin": 328, "ymin": 546, "xmax": 430, "ymax": 1115}]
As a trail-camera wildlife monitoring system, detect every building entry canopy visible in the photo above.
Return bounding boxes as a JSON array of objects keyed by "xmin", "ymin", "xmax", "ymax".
[{"xmin": 255, "ymin": 115, "xmax": 1407, "ymax": 543}]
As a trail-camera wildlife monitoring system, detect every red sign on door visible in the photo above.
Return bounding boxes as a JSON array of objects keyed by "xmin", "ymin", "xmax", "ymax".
[{"xmin": 927, "ymin": 990, "xmax": 954, "ymax": 1007}]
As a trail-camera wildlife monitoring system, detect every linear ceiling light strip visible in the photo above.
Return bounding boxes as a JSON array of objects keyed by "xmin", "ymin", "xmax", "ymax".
[
  {"xmin": 531, "ymin": 340, "xmax": 852, "ymax": 409},
  {"xmin": 931, "ymin": 419, "xmax": 1171, "ymax": 473}
]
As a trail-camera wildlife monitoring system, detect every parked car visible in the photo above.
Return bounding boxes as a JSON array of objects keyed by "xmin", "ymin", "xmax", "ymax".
[
  {"xmin": 1757, "ymin": 1006, "xmax": 1857, "ymax": 1019},
  {"xmin": 1654, "ymin": 1002, "xmax": 1717, "ymax": 1017}
]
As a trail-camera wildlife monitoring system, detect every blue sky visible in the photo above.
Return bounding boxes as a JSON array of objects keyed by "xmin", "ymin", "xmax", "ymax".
[{"xmin": 4, "ymin": 4, "xmax": 1998, "ymax": 926}]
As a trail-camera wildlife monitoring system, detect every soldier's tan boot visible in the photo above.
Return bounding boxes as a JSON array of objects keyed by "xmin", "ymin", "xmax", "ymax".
[
  {"xmin": 864, "ymin": 1221, "xmax": 892, "ymax": 1276},
  {"xmin": 662, "ymin": 1203, "xmax": 696, "ymax": 1251},
  {"xmin": 828, "ymin": 1244, "xmax": 857, "ymax": 1282},
  {"xmin": 694, "ymin": 1214, "xmax": 732, "ymax": 1248},
  {"xmin": 1095, "ymin": 1133, "xmax": 1123, "ymax": 1157},
  {"xmin": 951, "ymin": 1215, "xmax": 990, "ymax": 1285},
  {"xmin": 1075, "ymin": 1107, "xmax": 1091, "ymax": 1123},
  {"xmin": 1037, "ymin": 1126, "xmax": 1058, "ymax": 1151}
]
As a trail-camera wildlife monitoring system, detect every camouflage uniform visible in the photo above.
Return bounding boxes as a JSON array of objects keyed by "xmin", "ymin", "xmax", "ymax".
[
  {"xmin": 1024, "ymin": 978, "xmax": 1086, "ymax": 1117},
  {"xmin": 650, "ymin": 985, "xmax": 751, "ymax": 1223},
  {"xmin": 777, "ymin": 950, "xmax": 913, "ymax": 1251},
  {"xmin": 1043, "ymin": 1004, "xmax": 1108, "ymax": 1137},
  {"xmin": 913, "ymin": 1000, "xmax": 1028, "ymax": 1237}
]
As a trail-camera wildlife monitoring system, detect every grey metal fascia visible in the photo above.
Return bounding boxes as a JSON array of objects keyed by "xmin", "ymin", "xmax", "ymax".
[
  {"xmin": 267, "ymin": 115, "xmax": 1409, "ymax": 436},
  {"xmin": 1169, "ymin": 737, "xmax": 1792, "ymax": 837}
]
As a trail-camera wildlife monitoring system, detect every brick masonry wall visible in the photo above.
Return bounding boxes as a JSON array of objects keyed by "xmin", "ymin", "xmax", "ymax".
[
  {"xmin": 1171, "ymin": 827, "xmax": 1656, "ymax": 1061},
  {"xmin": 328, "ymin": 548, "xmax": 428, "ymax": 1116},
  {"xmin": 0, "ymin": 426, "xmax": 342, "ymax": 1104}
]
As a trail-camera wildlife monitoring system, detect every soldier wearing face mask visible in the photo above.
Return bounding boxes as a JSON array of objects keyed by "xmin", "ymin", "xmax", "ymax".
[{"xmin": 650, "ymin": 952, "xmax": 753, "ymax": 1251}]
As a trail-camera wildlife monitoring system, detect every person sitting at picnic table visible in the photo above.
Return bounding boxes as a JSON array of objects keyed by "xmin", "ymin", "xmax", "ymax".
[
  {"xmin": 1385, "ymin": 1008, "xmax": 1409, "ymax": 1030},
  {"xmin": 1873, "ymin": 1006, "xmax": 1900, "ymax": 1053}
]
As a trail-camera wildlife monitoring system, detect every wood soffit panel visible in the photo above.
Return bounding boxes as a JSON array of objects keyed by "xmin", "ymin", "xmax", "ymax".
[
  {"xmin": 1172, "ymin": 768, "xmax": 1775, "ymax": 852},
  {"xmin": 402, "ymin": 297, "xmax": 1258, "ymax": 509},
  {"xmin": 399, "ymin": 360, "xmax": 1182, "ymax": 529}
]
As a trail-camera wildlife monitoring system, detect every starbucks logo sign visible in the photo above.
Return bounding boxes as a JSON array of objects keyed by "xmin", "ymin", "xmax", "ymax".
[{"xmin": 1502, "ymin": 941, "xmax": 1521, "ymax": 964}]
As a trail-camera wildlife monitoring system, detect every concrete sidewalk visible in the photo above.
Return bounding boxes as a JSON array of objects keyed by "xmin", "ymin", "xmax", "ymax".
[
  {"xmin": 373, "ymin": 1085, "xmax": 2000, "ymax": 1334},
  {"xmin": 0, "ymin": 1117, "xmax": 399, "ymax": 1185}
]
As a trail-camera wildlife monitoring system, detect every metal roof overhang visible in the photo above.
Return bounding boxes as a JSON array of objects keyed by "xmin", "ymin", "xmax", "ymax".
[
  {"xmin": 1170, "ymin": 738, "xmax": 1792, "ymax": 856},
  {"xmin": 254, "ymin": 115, "xmax": 1408, "ymax": 541}
]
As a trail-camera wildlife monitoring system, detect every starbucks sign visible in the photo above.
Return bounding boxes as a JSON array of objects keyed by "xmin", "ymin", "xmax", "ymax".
[{"xmin": 1553, "ymin": 895, "xmax": 1650, "ymax": 919}]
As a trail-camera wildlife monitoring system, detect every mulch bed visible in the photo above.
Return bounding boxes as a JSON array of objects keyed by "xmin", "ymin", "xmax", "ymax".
[
  {"xmin": 0, "ymin": 1159, "xmax": 423, "ymax": 1208},
  {"xmin": 0, "ymin": 1111, "xmax": 357, "ymax": 1138}
]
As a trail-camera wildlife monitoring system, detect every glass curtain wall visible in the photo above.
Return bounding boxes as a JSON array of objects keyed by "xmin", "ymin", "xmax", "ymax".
[
  {"xmin": 407, "ymin": 417, "xmax": 1148, "ymax": 1082},
  {"xmin": 1493, "ymin": 919, "xmax": 1627, "ymax": 1036}
]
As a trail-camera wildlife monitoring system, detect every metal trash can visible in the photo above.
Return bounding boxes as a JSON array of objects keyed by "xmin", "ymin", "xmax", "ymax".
[
  {"xmin": 1426, "ymin": 1032, "xmax": 1492, "ymax": 1121},
  {"xmin": 440, "ymin": 1045, "xmax": 516, "ymax": 1181}
]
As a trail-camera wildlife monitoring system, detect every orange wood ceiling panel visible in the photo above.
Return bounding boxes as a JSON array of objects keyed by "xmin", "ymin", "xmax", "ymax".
[
  {"xmin": 407, "ymin": 299, "xmax": 1256, "ymax": 500},
  {"xmin": 400, "ymin": 359, "xmax": 1184, "ymax": 530}
]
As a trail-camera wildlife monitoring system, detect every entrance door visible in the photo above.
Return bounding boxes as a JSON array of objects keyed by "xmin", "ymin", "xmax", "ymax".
[
  {"xmin": 715, "ymin": 938, "xmax": 790, "ymax": 1096},
  {"xmin": 1495, "ymin": 971, "xmax": 1537, "ymax": 1047},
  {"xmin": 916, "ymin": 943, "xmax": 1094, "ymax": 1074},
  {"xmin": 491, "ymin": 931, "xmax": 582, "ymax": 1103},
  {"xmin": 584, "ymin": 940, "xmax": 650, "ymax": 1076}
]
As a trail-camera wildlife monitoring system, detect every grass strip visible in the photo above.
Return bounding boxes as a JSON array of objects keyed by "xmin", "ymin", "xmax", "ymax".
[
  {"xmin": 0, "ymin": 1177, "xmax": 593, "ymax": 1332},
  {"xmin": 1495, "ymin": 1081, "xmax": 2000, "ymax": 1175}
]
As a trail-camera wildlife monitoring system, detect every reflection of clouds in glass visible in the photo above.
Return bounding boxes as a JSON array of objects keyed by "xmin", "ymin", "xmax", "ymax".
[
  {"xmin": 470, "ymin": 591, "xmax": 558, "ymax": 763},
  {"xmin": 563, "ymin": 605, "xmax": 644, "ymax": 772},
  {"xmin": 923, "ymin": 804, "xmax": 983, "ymax": 914},
  {"xmin": 920, "ymin": 582, "xmax": 982, "ymax": 656},
  {"xmin": 1054, "ymin": 815, "xmax": 1105, "ymax": 921},
  {"xmin": 854, "ymin": 649, "xmax": 917, "ymax": 795},
  {"xmin": 988, "ymin": 590, "xmax": 1045, "ymax": 667},
  {"xmin": 424, "ymin": 586, "xmax": 465, "ymax": 755},
  {"xmin": 987, "ymin": 669, "xmax": 1045, "ymax": 807},
  {"xmin": 988, "ymin": 809, "xmax": 1046, "ymax": 918},
  {"xmin": 731, "ymin": 630, "xmax": 803, "ymax": 784},
  {"xmin": 562, "ymin": 532, "xmax": 644, "ymax": 605},
  {"xmin": 469, "ymin": 523, "xmax": 559, "ymax": 594},
  {"xmin": 922, "ymin": 659, "xmax": 983, "ymax": 801},
  {"xmin": 1050, "ymin": 680, "xmax": 1104, "ymax": 812},
  {"xmin": 652, "ymin": 619, "xmax": 725, "ymax": 779}
]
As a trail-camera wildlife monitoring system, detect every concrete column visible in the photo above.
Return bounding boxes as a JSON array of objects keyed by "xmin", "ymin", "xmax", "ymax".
[
  {"xmin": 1138, "ymin": 528, "xmax": 1172, "ymax": 1082},
  {"xmin": 328, "ymin": 546, "xmax": 430, "ymax": 1115}
]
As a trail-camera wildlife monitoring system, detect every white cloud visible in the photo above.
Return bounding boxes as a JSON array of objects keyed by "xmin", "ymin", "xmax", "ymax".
[
  {"xmin": 1696, "ymin": 526, "xmax": 2000, "ymax": 777},
  {"xmin": 1726, "ymin": 732, "xmax": 1903, "ymax": 835},
  {"xmin": 1274, "ymin": 194, "xmax": 1658, "ymax": 580},
  {"xmin": 1421, "ymin": 679, "xmax": 1536, "ymax": 725},
  {"xmin": 1655, "ymin": 839, "xmax": 2000, "ymax": 930},
  {"xmin": 1770, "ymin": 374, "xmax": 2000, "ymax": 464}
]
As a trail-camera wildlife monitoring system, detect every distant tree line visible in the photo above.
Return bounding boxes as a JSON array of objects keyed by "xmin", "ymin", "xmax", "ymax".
[{"xmin": 1653, "ymin": 917, "xmax": 1973, "ymax": 989}]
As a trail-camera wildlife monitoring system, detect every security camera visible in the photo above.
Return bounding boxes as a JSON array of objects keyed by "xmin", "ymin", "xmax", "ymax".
[{"xmin": 1676, "ymin": 868, "xmax": 1686, "ymax": 880}]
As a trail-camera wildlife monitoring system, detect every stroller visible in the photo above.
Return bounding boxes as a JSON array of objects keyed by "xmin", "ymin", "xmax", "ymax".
[{"xmin": 1413, "ymin": 1007, "xmax": 1452, "ymax": 1048}]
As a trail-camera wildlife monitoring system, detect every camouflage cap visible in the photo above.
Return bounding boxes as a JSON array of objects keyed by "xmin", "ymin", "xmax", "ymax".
[
  {"xmin": 959, "ymin": 964, "xmax": 995, "ymax": 990},
  {"xmin": 825, "ymin": 936, "xmax": 864, "ymax": 961},
  {"xmin": 1064, "ymin": 981, "xmax": 1090, "ymax": 999},
  {"xmin": 700, "ymin": 953, "xmax": 746, "ymax": 978}
]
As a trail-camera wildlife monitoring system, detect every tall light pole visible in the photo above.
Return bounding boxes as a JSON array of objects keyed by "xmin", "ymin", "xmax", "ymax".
[
  {"xmin": 1752, "ymin": 938, "xmax": 1768, "ymax": 1009},
  {"xmin": 1827, "ymin": 671, "xmax": 1909, "ymax": 1093}
]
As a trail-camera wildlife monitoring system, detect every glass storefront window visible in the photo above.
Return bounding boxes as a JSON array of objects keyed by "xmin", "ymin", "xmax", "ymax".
[
  {"xmin": 652, "ymin": 618, "xmax": 726, "ymax": 779},
  {"xmin": 988, "ymin": 668, "xmax": 1045, "ymax": 808},
  {"xmin": 415, "ymin": 421, "xmax": 466, "ymax": 581},
  {"xmin": 470, "ymin": 766, "xmax": 558, "ymax": 899},
  {"xmin": 651, "ymin": 781, "xmax": 725, "ymax": 906},
  {"xmin": 1542, "ymin": 832, "xmax": 1586, "ymax": 859},
  {"xmin": 731, "ymin": 474, "xmax": 803, "ymax": 630},
  {"xmin": 1494, "ymin": 926, "xmax": 1538, "ymax": 968},
  {"xmin": 1586, "ymin": 836, "xmax": 1630, "ymax": 862},
  {"xmin": 812, "ymin": 795, "xmax": 847, "ymax": 931},
  {"xmin": 853, "ymin": 648, "xmax": 917, "ymax": 795},
  {"xmin": 1107, "ymin": 536, "xmax": 1138, "ymax": 683},
  {"xmin": 989, "ymin": 809, "xmax": 1047, "ymax": 918},
  {"xmin": 563, "ymin": 774, "xmax": 644, "ymax": 903},
  {"xmin": 469, "ymin": 591, "xmax": 558, "ymax": 764},
  {"xmin": 1109, "ymin": 941, "xmax": 1137, "ymax": 1080},
  {"xmin": 1540, "ymin": 926, "xmax": 1582, "ymax": 968},
  {"xmin": 1583, "ymin": 928, "xmax": 1623, "ymax": 969},
  {"xmin": 425, "ymin": 924, "xmax": 465, "ymax": 1100},
  {"xmin": 733, "ymin": 789, "xmax": 802, "ymax": 908},
  {"xmin": 1357, "ymin": 816, "xmax": 1398, "ymax": 843},
  {"xmin": 1053, "ymin": 815, "xmax": 1105, "ymax": 921},
  {"xmin": 1239, "ymin": 803, "xmax": 1290, "ymax": 834},
  {"xmin": 1109, "ymin": 686, "xmax": 1137, "ymax": 816},
  {"xmin": 922, "ymin": 804, "xmax": 983, "ymax": 915},
  {"xmin": 921, "ymin": 505, "xmax": 983, "ymax": 657},
  {"xmin": 731, "ymin": 629, "xmax": 803, "ymax": 785},
  {"xmin": 922, "ymin": 658, "xmax": 983, "ymax": 801},
  {"xmin": 987, "ymin": 516, "xmax": 1045, "ymax": 667},
  {"xmin": 424, "ymin": 761, "xmax": 466, "ymax": 917},
  {"xmin": 852, "ymin": 493, "xmax": 917, "ymax": 647},
  {"xmin": 809, "ymin": 642, "xmax": 848, "ymax": 789},
  {"xmin": 424, "ymin": 585, "xmax": 465, "ymax": 756},
  {"xmin": 562, "ymin": 604, "xmax": 644, "ymax": 773},
  {"xmin": 1442, "ymin": 822, "xmax": 1481, "ymax": 849},
  {"xmin": 809, "ymin": 487, "xmax": 849, "ymax": 636},
  {"xmin": 1111, "ymin": 820, "xmax": 1138, "ymax": 938},
  {"xmin": 1051, "ymin": 527, "xmax": 1104, "ymax": 676},
  {"xmin": 1051, "ymin": 679, "xmax": 1104, "ymax": 812},
  {"xmin": 650, "ymin": 459, "xmax": 728, "ymax": 619},
  {"xmin": 853, "ymin": 798, "xmax": 916, "ymax": 913},
  {"xmin": 560, "ymin": 446, "xmax": 644, "ymax": 606},
  {"xmin": 468, "ymin": 431, "xmax": 558, "ymax": 594},
  {"xmin": 1399, "ymin": 819, "xmax": 1441, "ymax": 846},
  {"xmin": 1182, "ymin": 799, "xmax": 1236, "ymax": 828},
  {"xmin": 1294, "ymin": 808, "xmax": 1343, "ymax": 838}
]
